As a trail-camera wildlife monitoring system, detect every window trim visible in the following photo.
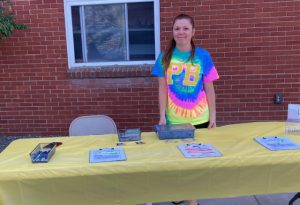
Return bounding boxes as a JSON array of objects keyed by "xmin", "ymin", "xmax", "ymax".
[{"xmin": 64, "ymin": 0, "xmax": 160, "ymax": 68}]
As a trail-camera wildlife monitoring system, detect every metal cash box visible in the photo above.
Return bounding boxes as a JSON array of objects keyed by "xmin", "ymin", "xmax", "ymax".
[{"xmin": 153, "ymin": 124, "xmax": 195, "ymax": 140}]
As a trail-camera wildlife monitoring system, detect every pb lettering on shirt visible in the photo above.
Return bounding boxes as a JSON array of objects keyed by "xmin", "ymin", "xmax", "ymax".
[{"xmin": 152, "ymin": 47, "xmax": 219, "ymax": 125}]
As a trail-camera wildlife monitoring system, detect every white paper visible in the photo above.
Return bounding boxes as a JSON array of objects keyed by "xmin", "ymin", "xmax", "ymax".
[{"xmin": 288, "ymin": 104, "xmax": 300, "ymax": 121}]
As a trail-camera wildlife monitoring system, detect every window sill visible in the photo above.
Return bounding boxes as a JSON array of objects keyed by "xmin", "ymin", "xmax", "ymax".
[{"xmin": 67, "ymin": 65, "xmax": 153, "ymax": 79}]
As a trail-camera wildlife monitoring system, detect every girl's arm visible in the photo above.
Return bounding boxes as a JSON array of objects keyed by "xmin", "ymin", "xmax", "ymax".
[
  {"xmin": 158, "ymin": 77, "xmax": 167, "ymax": 125},
  {"xmin": 204, "ymin": 82, "xmax": 216, "ymax": 129}
]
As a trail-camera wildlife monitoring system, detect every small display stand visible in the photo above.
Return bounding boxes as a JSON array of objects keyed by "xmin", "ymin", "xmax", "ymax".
[
  {"xmin": 286, "ymin": 119, "xmax": 300, "ymax": 135},
  {"xmin": 285, "ymin": 104, "xmax": 300, "ymax": 135}
]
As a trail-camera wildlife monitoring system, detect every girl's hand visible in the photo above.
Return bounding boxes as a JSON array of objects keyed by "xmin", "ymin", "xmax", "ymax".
[
  {"xmin": 208, "ymin": 120, "xmax": 216, "ymax": 129},
  {"xmin": 208, "ymin": 114, "xmax": 216, "ymax": 129}
]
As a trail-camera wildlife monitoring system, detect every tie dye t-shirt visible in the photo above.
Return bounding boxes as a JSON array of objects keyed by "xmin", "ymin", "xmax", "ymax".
[{"xmin": 151, "ymin": 47, "xmax": 219, "ymax": 125}]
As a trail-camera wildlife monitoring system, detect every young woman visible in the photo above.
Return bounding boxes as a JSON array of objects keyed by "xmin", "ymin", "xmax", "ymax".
[{"xmin": 150, "ymin": 13, "xmax": 220, "ymax": 205}]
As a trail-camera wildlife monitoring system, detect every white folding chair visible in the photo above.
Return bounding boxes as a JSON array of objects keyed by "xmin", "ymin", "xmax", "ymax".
[{"xmin": 69, "ymin": 115, "xmax": 118, "ymax": 136}]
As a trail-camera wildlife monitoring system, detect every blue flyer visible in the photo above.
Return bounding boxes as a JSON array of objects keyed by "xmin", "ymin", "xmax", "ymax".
[
  {"xmin": 177, "ymin": 143, "xmax": 222, "ymax": 158},
  {"xmin": 89, "ymin": 147, "xmax": 127, "ymax": 163},
  {"xmin": 254, "ymin": 136, "xmax": 300, "ymax": 151}
]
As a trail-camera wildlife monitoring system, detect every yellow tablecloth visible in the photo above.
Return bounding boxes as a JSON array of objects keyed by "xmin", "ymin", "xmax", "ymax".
[{"xmin": 1, "ymin": 122, "xmax": 300, "ymax": 205}]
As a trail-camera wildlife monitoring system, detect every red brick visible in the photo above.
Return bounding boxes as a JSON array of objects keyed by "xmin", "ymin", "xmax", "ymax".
[{"xmin": 0, "ymin": 0, "xmax": 299, "ymax": 135}]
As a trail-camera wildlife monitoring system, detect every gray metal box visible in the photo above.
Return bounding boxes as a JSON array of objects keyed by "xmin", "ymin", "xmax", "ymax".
[
  {"xmin": 118, "ymin": 128, "xmax": 141, "ymax": 142},
  {"xmin": 154, "ymin": 124, "xmax": 195, "ymax": 140}
]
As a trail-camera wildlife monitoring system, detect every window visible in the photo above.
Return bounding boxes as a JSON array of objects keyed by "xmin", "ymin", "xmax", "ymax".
[{"xmin": 64, "ymin": 0, "xmax": 160, "ymax": 68}]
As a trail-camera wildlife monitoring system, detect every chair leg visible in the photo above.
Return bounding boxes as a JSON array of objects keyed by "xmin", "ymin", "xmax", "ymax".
[{"xmin": 289, "ymin": 192, "xmax": 300, "ymax": 205}]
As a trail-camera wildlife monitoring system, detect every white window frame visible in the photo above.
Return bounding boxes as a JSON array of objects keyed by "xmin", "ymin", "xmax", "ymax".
[{"xmin": 64, "ymin": 0, "xmax": 160, "ymax": 68}]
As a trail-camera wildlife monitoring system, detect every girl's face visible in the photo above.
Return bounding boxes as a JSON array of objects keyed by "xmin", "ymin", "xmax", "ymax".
[{"xmin": 173, "ymin": 19, "xmax": 195, "ymax": 50}]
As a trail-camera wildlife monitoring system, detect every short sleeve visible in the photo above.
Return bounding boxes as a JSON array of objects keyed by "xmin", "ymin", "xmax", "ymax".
[
  {"xmin": 151, "ymin": 53, "xmax": 165, "ymax": 77},
  {"xmin": 202, "ymin": 51, "xmax": 219, "ymax": 83}
]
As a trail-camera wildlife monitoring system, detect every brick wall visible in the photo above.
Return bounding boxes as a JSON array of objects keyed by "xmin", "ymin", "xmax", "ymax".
[
  {"xmin": 0, "ymin": 0, "xmax": 299, "ymax": 136},
  {"xmin": 160, "ymin": 0, "xmax": 300, "ymax": 124}
]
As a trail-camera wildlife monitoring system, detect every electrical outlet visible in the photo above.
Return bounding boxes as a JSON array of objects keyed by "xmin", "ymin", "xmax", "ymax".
[{"xmin": 274, "ymin": 93, "xmax": 283, "ymax": 104}]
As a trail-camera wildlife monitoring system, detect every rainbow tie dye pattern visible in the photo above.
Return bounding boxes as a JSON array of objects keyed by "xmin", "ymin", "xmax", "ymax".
[{"xmin": 152, "ymin": 47, "xmax": 219, "ymax": 125}]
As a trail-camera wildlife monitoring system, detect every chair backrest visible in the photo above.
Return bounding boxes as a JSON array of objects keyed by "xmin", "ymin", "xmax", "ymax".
[{"xmin": 69, "ymin": 115, "xmax": 118, "ymax": 136}]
